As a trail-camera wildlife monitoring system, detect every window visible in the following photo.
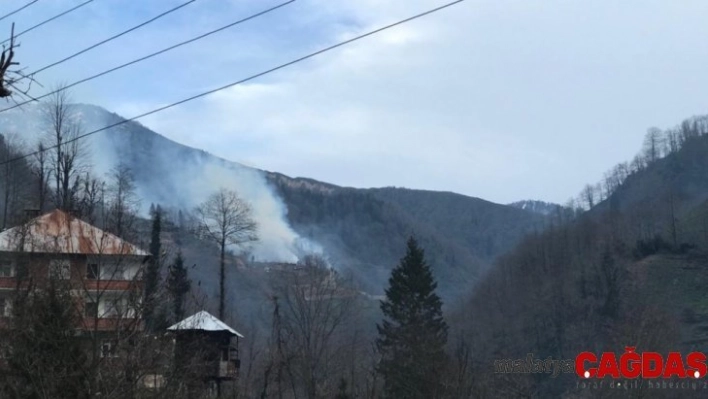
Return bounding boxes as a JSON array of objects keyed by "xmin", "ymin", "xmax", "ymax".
[
  {"xmin": 0, "ymin": 298, "xmax": 11, "ymax": 317},
  {"xmin": 84, "ymin": 301, "xmax": 98, "ymax": 318},
  {"xmin": 221, "ymin": 346, "xmax": 229, "ymax": 361},
  {"xmin": 15, "ymin": 260, "xmax": 27, "ymax": 279},
  {"xmin": 0, "ymin": 261, "xmax": 13, "ymax": 277},
  {"xmin": 101, "ymin": 262, "xmax": 128, "ymax": 280},
  {"xmin": 112, "ymin": 264, "xmax": 127, "ymax": 280},
  {"xmin": 101, "ymin": 340, "xmax": 117, "ymax": 358},
  {"xmin": 48, "ymin": 260, "xmax": 71, "ymax": 280},
  {"xmin": 105, "ymin": 297, "xmax": 128, "ymax": 318},
  {"xmin": 86, "ymin": 263, "xmax": 99, "ymax": 279}
]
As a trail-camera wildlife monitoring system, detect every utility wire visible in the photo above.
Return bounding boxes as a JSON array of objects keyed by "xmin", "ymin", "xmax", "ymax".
[
  {"xmin": 0, "ymin": 0, "xmax": 95, "ymax": 46},
  {"xmin": 0, "ymin": 0, "xmax": 40, "ymax": 24},
  {"xmin": 27, "ymin": 0, "xmax": 197, "ymax": 78},
  {"xmin": 0, "ymin": 0, "xmax": 295, "ymax": 113},
  {"xmin": 0, "ymin": 0, "xmax": 465, "ymax": 166}
]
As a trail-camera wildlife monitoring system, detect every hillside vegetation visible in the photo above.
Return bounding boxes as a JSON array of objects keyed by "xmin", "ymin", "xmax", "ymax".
[
  {"xmin": 456, "ymin": 116, "xmax": 708, "ymax": 398},
  {"xmin": 267, "ymin": 173, "xmax": 545, "ymax": 300},
  {"xmin": 0, "ymin": 104, "xmax": 547, "ymax": 306}
]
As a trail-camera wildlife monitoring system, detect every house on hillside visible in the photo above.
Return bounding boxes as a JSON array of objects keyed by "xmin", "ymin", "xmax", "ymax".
[
  {"xmin": 0, "ymin": 209, "xmax": 150, "ymax": 333},
  {"xmin": 166, "ymin": 310, "xmax": 243, "ymax": 396}
]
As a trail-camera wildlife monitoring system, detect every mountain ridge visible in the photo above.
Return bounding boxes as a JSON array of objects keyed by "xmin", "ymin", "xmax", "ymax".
[
  {"xmin": 0, "ymin": 103, "xmax": 547, "ymax": 301},
  {"xmin": 457, "ymin": 115, "xmax": 708, "ymax": 397}
]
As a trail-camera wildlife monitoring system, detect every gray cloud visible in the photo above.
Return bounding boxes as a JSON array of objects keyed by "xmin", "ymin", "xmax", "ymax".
[{"xmin": 8, "ymin": 0, "xmax": 708, "ymax": 203}]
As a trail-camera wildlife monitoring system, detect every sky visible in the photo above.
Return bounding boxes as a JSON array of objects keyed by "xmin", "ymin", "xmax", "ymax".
[{"xmin": 3, "ymin": 0, "xmax": 708, "ymax": 205}]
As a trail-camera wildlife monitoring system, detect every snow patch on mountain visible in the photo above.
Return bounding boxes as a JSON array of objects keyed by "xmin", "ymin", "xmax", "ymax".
[{"xmin": 507, "ymin": 200, "xmax": 562, "ymax": 216}]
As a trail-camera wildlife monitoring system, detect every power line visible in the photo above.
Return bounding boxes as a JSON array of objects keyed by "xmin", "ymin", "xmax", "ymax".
[
  {"xmin": 0, "ymin": 0, "xmax": 40, "ymax": 24},
  {"xmin": 26, "ymin": 0, "xmax": 197, "ymax": 78},
  {"xmin": 0, "ymin": 0, "xmax": 295, "ymax": 113},
  {"xmin": 0, "ymin": 0, "xmax": 465, "ymax": 166},
  {"xmin": 0, "ymin": 0, "xmax": 95, "ymax": 46}
]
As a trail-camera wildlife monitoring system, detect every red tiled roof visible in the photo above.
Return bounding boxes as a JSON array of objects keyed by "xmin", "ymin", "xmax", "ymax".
[{"xmin": 0, "ymin": 209, "xmax": 149, "ymax": 256}]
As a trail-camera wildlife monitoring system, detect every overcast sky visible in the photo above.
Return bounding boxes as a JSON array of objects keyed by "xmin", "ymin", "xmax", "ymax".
[{"xmin": 4, "ymin": 0, "xmax": 708, "ymax": 204}]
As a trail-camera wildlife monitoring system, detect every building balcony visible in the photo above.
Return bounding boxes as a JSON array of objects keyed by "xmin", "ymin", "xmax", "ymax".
[
  {"xmin": 217, "ymin": 359, "xmax": 240, "ymax": 379},
  {"xmin": 80, "ymin": 317, "xmax": 144, "ymax": 332},
  {"xmin": 0, "ymin": 277, "xmax": 140, "ymax": 292},
  {"xmin": 0, "ymin": 278, "xmax": 16, "ymax": 289},
  {"xmin": 82, "ymin": 279, "xmax": 140, "ymax": 291}
]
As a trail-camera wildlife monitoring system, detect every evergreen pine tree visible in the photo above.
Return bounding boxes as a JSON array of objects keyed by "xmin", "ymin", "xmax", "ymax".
[
  {"xmin": 376, "ymin": 237, "xmax": 449, "ymax": 399},
  {"xmin": 144, "ymin": 206, "xmax": 162, "ymax": 330},
  {"xmin": 167, "ymin": 250, "xmax": 191, "ymax": 322},
  {"xmin": 4, "ymin": 280, "xmax": 88, "ymax": 397}
]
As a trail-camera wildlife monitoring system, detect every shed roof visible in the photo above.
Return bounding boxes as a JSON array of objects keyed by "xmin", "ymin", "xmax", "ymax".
[
  {"xmin": 167, "ymin": 310, "xmax": 244, "ymax": 338},
  {"xmin": 0, "ymin": 209, "xmax": 149, "ymax": 256}
]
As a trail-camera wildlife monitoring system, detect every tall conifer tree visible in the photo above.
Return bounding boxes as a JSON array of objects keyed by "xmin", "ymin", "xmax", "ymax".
[
  {"xmin": 144, "ymin": 206, "xmax": 161, "ymax": 330},
  {"xmin": 376, "ymin": 237, "xmax": 449, "ymax": 398},
  {"xmin": 167, "ymin": 251, "xmax": 191, "ymax": 322}
]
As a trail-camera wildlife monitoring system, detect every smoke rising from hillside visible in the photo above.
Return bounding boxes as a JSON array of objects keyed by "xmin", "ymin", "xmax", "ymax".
[
  {"xmin": 176, "ymin": 161, "xmax": 323, "ymax": 262},
  {"xmin": 0, "ymin": 103, "xmax": 323, "ymax": 262},
  {"xmin": 93, "ymin": 120, "xmax": 324, "ymax": 262}
]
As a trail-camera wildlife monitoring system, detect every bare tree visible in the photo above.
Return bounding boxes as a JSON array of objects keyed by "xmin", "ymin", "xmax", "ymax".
[
  {"xmin": 629, "ymin": 153, "xmax": 646, "ymax": 174},
  {"xmin": 0, "ymin": 24, "xmax": 37, "ymax": 101},
  {"xmin": 615, "ymin": 162, "xmax": 630, "ymax": 182},
  {"xmin": 77, "ymin": 172, "xmax": 104, "ymax": 225},
  {"xmin": 0, "ymin": 25, "xmax": 18, "ymax": 98},
  {"xmin": 0, "ymin": 133, "xmax": 31, "ymax": 229},
  {"xmin": 680, "ymin": 118, "xmax": 699, "ymax": 143},
  {"xmin": 642, "ymin": 127, "xmax": 663, "ymax": 164},
  {"xmin": 580, "ymin": 184, "xmax": 595, "ymax": 209},
  {"xmin": 195, "ymin": 188, "xmax": 257, "ymax": 319},
  {"xmin": 266, "ymin": 255, "xmax": 357, "ymax": 399},
  {"xmin": 664, "ymin": 127, "xmax": 681, "ymax": 155},
  {"xmin": 43, "ymin": 86, "xmax": 86, "ymax": 211},
  {"xmin": 31, "ymin": 141, "xmax": 49, "ymax": 212},
  {"xmin": 105, "ymin": 163, "xmax": 139, "ymax": 240},
  {"xmin": 602, "ymin": 170, "xmax": 618, "ymax": 199}
]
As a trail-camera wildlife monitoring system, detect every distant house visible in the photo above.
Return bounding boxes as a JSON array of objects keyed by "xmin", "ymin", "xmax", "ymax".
[
  {"xmin": 167, "ymin": 310, "xmax": 243, "ymax": 395},
  {"xmin": 258, "ymin": 261, "xmax": 296, "ymax": 273},
  {"xmin": 0, "ymin": 209, "xmax": 150, "ymax": 333}
]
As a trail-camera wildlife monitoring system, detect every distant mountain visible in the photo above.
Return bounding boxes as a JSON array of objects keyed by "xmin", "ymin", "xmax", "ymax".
[
  {"xmin": 0, "ymin": 103, "xmax": 306, "ymax": 262},
  {"xmin": 458, "ymin": 117, "xmax": 708, "ymax": 397},
  {"xmin": 369, "ymin": 188, "xmax": 546, "ymax": 262},
  {"xmin": 267, "ymin": 178, "xmax": 546, "ymax": 299},
  {"xmin": 508, "ymin": 199, "xmax": 563, "ymax": 216},
  {"xmin": 0, "ymin": 103, "xmax": 547, "ymax": 302}
]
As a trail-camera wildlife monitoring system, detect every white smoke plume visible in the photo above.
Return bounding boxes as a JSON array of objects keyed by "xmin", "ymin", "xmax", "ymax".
[
  {"xmin": 174, "ymin": 161, "xmax": 322, "ymax": 262},
  {"xmin": 0, "ymin": 103, "xmax": 323, "ymax": 262}
]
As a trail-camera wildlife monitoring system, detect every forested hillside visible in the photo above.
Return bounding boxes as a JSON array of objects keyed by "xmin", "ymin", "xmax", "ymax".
[
  {"xmin": 267, "ymin": 173, "xmax": 545, "ymax": 300},
  {"xmin": 0, "ymin": 103, "xmax": 548, "ymax": 308},
  {"xmin": 455, "ymin": 115, "xmax": 708, "ymax": 398},
  {"xmin": 369, "ymin": 187, "xmax": 546, "ymax": 261},
  {"xmin": 12, "ymin": 101, "xmax": 708, "ymax": 397}
]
